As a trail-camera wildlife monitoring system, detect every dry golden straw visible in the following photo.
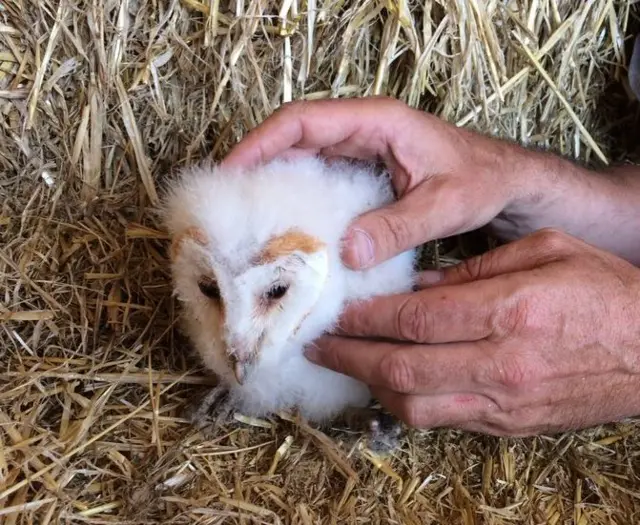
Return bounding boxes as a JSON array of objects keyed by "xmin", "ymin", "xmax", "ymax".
[{"xmin": 0, "ymin": 0, "xmax": 639, "ymax": 523}]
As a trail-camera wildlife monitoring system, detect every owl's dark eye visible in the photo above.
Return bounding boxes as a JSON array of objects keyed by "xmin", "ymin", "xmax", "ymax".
[
  {"xmin": 266, "ymin": 283, "xmax": 289, "ymax": 301},
  {"xmin": 198, "ymin": 277, "xmax": 221, "ymax": 300}
]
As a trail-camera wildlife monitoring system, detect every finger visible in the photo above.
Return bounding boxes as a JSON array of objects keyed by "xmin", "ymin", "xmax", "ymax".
[
  {"xmin": 275, "ymin": 146, "xmax": 321, "ymax": 162},
  {"xmin": 261, "ymin": 146, "xmax": 354, "ymax": 164},
  {"xmin": 304, "ymin": 336, "xmax": 488, "ymax": 395},
  {"xmin": 485, "ymin": 371, "xmax": 639, "ymax": 436},
  {"xmin": 371, "ymin": 387, "xmax": 498, "ymax": 429},
  {"xmin": 335, "ymin": 279, "xmax": 510, "ymax": 343},
  {"xmin": 373, "ymin": 388, "xmax": 575, "ymax": 437},
  {"xmin": 437, "ymin": 228, "xmax": 579, "ymax": 286},
  {"xmin": 415, "ymin": 270, "xmax": 446, "ymax": 288},
  {"xmin": 220, "ymin": 97, "xmax": 409, "ymax": 169}
]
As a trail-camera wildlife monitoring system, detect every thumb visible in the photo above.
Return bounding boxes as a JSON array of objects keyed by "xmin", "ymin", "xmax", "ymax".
[
  {"xmin": 341, "ymin": 176, "xmax": 498, "ymax": 269},
  {"xmin": 340, "ymin": 205, "xmax": 416, "ymax": 270}
]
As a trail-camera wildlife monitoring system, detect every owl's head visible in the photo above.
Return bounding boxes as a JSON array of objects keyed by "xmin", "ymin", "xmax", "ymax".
[
  {"xmin": 168, "ymin": 223, "xmax": 333, "ymax": 385},
  {"xmin": 161, "ymin": 156, "xmax": 390, "ymax": 387}
]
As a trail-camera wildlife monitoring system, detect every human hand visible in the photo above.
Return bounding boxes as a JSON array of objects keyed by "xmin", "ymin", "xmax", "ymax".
[
  {"xmin": 222, "ymin": 97, "xmax": 544, "ymax": 269},
  {"xmin": 304, "ymin": 229, "xmax": 640, "ymax": 436}
]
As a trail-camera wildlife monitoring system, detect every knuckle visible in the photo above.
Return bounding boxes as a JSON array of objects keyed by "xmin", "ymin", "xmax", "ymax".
[
  {"xmin": 378, "ymin": 95, "xmax": 406, "ymax": 112},
  {"xmin": 277, "ymin": 99, "xmax": 307, "ymax": 115},
  {"xmin": 475, "ymin": 395, "xmax": 540, "ymax": 436},
  {"xmin": 488, "ymin": 391, "xmax": 517, "ymax": 414},
  {"xmin": 498, "ymin": 356, "xmax": 528, "ymax": 389},
  {"xmin": 378, "ymin": 213, "xmax": 412, "ymax": 253},
  {"xmin": 454, "ymin": 253, "xmax": 493, "ymax": 282},
  {"xmin": 379, "ymin": 351, "xmax": 416, "ymax": 393},
  {"xmin": 532, "ymin": 227, "xmax": 571, "ymax": 253},
  {"xmin": 274, "ymin": 99, "xmax": 313, "ymax": 122},
  {"xmin": 483, "ymin": 353, "xmax": 533, "ymax": 392},
  {"xmin": 485, "ymin": 425, "xmax": 511, "ymax": 437},
  {"xmin": 484, "ymin": 411, "xmax": 521, "ymax": 436},
  {"xmin": 494, "ymin": 295, "xmax": 533, "ymax": 337},
  {"xmin": 495, "ymin": 408, "xmax": 540, "ymax": 437},
  {"xmin": 397, "ymin": 398, "xmax": 421, "ymax": 427},
  {"xmin": 396, "ymin": 297, "xmax": 434, "ymax": 342}
]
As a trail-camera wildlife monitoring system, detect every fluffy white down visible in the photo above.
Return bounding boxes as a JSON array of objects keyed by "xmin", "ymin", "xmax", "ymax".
[{"xmin": 164, "ymin": 155, "xmax": 417, "ymax": 423}]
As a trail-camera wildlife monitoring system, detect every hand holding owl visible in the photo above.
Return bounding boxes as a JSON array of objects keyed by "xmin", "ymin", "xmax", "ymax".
[
  {"xmin": 224, "ymin": 97, "xmax": 640, "ymax": 267},
  {"xmin": 307, "ymin": 230, "xmax": 640, "ymax": 436},
  {"xmin": 225, "ymin": 97, "xmax": 640, "ymax": 436}
]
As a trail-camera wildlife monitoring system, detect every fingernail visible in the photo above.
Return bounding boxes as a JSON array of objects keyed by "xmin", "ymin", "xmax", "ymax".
[
  {"xmin": 343, "ymin": 228, "xmax": 375, "ymax": 269},
  {"xmin": 303, "ymin": 346, "xmax": 320, "ymax": 363},
  {"xmin": 421, "ymin": 270, "xmax": 444, "ymax": 285}
]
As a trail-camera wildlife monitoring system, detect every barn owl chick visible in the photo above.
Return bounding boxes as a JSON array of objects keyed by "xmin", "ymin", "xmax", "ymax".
[{"xmin": 162, "ymin": 155, "xmax": 417, "ymax": 450}]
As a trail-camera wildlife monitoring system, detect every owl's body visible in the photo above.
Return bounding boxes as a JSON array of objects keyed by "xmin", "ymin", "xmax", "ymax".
[{"xmin": 163, "ymin": 156, "xmax": 416, "ymax": 425}]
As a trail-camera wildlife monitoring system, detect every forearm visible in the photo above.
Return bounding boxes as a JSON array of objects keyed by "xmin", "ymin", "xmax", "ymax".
[{"xmin": 491, "ymin": 153, "xmax": 640, "ymax": 266}]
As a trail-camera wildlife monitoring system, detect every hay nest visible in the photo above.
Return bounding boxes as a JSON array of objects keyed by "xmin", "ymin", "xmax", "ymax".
[{"xmin": 1, "ymin": 0, "xmax": 639, "ymax": 523}]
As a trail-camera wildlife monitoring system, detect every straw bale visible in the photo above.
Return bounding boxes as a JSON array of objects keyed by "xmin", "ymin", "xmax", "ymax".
[{"xmin": 1, "ymin": 0, "xmax": 639, "ymax": 523}]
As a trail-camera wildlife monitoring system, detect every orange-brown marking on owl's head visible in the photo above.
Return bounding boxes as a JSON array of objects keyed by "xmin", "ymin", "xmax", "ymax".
[
  {"xmin": 253, "ymin": 229, "xmax": 327, "ymax": 327},
  {"xmin": 207, "ymin": 292, "xmax": 226, "ymax": 330},
  {"xmin": 256, "ymin": 229, "xmax": 325, "ymax": 265},
  {"xmin": 170, "ymin": 226, "xmax": 209, "ymax": 261},
  {"xmin": 169, "ymin": 227, "xmax": 225, "ymax": 323}
]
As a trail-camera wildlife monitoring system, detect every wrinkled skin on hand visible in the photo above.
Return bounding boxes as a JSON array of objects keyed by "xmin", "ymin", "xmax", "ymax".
[{"xmin": 305, "ymin": 229, "xmax": 640, "ymax": 436}]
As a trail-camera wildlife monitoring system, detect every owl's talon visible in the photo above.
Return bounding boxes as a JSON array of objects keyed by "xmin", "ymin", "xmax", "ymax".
[
  {"xmin": 337, "ymin": 406, "xmax": 404, "ymax": 453},
  {"xmin": 186, "ymin": 385, "xmax": 234, "ymax": 431},
  {"xmin": 367, "ymin": 417, "xmax": 403, "ymax": 453}
]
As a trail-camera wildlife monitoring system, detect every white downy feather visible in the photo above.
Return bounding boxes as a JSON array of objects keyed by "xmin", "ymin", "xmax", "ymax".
[{"xmin": 162, "ymin": 155, "xmax": 417, "ymax": 423}]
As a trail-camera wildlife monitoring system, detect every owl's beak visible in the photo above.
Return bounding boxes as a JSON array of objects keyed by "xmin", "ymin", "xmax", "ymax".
[
  {"xmin": 228, "ymin": 352, "xmax": 251, "ymax": 385},
  {"xmin": 233, "ymin": 359, "xmax": 249, "ymax": 385},
  {"xmin": 225, "ymin": 332, "xmax": 258, "ymax": 386}
]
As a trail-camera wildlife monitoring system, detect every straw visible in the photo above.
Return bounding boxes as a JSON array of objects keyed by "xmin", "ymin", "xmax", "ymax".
[{"xmin": 0, "ymin": 0, "xmax": 638, "ymax": 522}]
